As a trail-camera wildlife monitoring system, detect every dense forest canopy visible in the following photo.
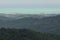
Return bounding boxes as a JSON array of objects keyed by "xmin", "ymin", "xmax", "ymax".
[{"xmin": 0, "ymin": 28, "xmax": 60, "ymax": 40}]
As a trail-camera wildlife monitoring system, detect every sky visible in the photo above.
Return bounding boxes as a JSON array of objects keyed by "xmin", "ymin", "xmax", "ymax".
[{"xmin": 0, "ymin": 0, "xmax": 60, "ymax": 14}]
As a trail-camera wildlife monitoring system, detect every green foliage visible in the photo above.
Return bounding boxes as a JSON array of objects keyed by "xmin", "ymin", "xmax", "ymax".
[{"xmin": 0, "ymin": 28, "xmax": 60, "ymax": 40}]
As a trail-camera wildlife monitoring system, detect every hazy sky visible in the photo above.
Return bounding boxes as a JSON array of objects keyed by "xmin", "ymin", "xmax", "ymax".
[{"xmin": 0, "ymin": 0, "xmax": 60, "ymax": 14}]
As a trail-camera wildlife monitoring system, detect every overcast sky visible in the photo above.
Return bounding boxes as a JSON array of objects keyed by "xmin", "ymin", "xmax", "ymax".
[
  {"xmin": 0, "ymin": 0, "xmax": 60, "ymax": 8},
  {"xmin": 0, "ymin": 0, "xmax": 60, "ymax": 14}
]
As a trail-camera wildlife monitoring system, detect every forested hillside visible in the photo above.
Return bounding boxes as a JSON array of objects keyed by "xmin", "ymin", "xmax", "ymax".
[
  {"xmin": 0, "ymin": 28, "xmax": 60, "ymax": 40},
  {"xmin": 0, "ymin": 14, "xmax": 60, "ymax": 40},
  {"xmin": 0, "ymin": 14, "xmax": 60, "ymax": 35}
]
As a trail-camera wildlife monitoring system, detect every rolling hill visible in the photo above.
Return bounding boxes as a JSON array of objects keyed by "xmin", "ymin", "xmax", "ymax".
[{"xmin": 0, "ymin": 14, "xmax": 59, "ymax": 35}]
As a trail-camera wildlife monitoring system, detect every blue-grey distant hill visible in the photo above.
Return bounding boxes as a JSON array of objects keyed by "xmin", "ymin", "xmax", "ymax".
[{"xmin": 0, "ymin": 13, "xmax": 59, "ymax": 35}]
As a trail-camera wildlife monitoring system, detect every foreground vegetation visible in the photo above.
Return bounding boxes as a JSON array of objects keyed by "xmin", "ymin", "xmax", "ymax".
[{"xmin": 0, "ymin": 28, "xmax": 60, "ymax": 40}]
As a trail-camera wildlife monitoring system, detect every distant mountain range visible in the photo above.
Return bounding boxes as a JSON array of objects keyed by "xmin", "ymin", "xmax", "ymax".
[{"xmin": 0, "ymin": 13, "xmax": 59, "ymax": 35}]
